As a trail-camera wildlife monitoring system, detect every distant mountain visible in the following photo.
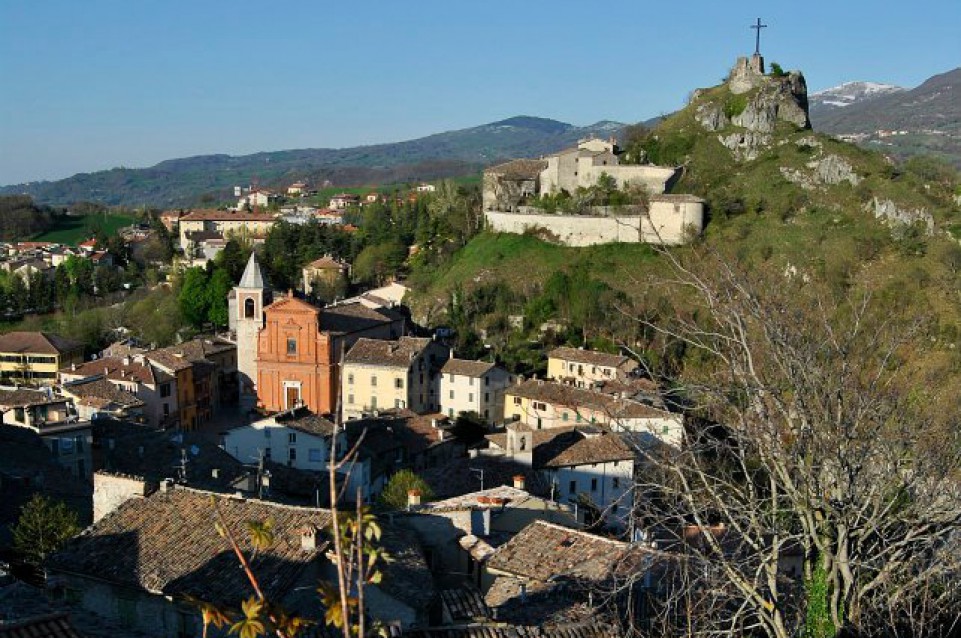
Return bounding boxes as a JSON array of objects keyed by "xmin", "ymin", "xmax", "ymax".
[
  {"xmin": 810, "ymin": 68, "xmax": 961, "ymax": 167},
  {"xmin": 809, "ymin": 81, "xmax": 904, "ymax": 114},
  {"xmin": 0, "ymin": 116, "xmax": 625, "ymax": 208}
]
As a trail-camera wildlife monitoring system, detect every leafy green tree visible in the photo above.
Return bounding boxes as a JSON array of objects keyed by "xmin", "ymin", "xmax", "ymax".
[
  {"xmin": 12, "ymin": 494, "xmax": 80, "ymax": 566},
  {"xmin": 378, "ymin": 470, "xmax": 434, "ymax": 510},
  {"xmin": 179, "ymin": 267, "xmax": 210, "ymax": 328},
  {"xmin": 215, "ymin": 239, "xmax": 253, "ymax": 282},
  {"xmin": 206, "ymin": 267, "xmax": 233, "ymax": 328},
  {"xmin": 352, "ymin": 242, "xmax": 406, "ymax": 286}
]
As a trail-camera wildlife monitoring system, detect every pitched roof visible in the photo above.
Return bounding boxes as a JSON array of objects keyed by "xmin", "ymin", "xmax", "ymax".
[
  {"xmin": 273, "ymin": 408, "xmax": 337, "ymax": 438},
  {"xmin": 59, "ymin": 356, "xmax": 162, "ymax": 385},
  {"xmin": 0, "ymin": 387, "xmax": 61, "ymax": 408},
  {"xmin": 507, "ymin": 379, "xmax": 672, "ymax": 420},
  {"xmin": 264, "ymin": 294, "xmax": 320, "ymax": 315},
  {"xmin": 180, "ymin": 210, "xmax": 276, "ymax": 222},
  {"xmin": 61, "ymin": 378, "xmax": 144, "ymax": 410},
  {"xmin": 320, "ymin": 301, "xmax": 402, "ymax": 335},
  {"xmin": 486, "ymin": 158, "xmax": 548, "ymax": 179},
  {"xmin": 46, "ymin": 488, "xmax": 332, "ymax": 608},
  {"xmin": 305, "ymin": 255, "xmax": 347, "ymax": 270},
  {"xmin": 344, "ymin": 337, "xmax": 432, "ymax": 368},
  {"xmin": 548, "ymin": 347, "xmax": 633, "ymax": 370},
  {"xmin": 0, "ymin": 613, "xmax": 85, "ymax": 638},
  {"xmin": 237, "ymin": 251, "xmax": 268, "ymax": 289},
  {"xmin": 486, "ymin": 520, "xmax": 629, "ymax": 582},
  {"xmin": 0, "ymin": 332, "xmax": 82, "ymax": 356},
  {"xmin": 537, "ymin": 430, "xmax": 635, "ymax": 468},
  {"xmin": 441, "ymin": 358, "xmax": 496, "ymax": 378}
]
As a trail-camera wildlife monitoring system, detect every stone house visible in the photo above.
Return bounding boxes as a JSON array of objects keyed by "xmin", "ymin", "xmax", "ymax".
[
  {"xmin": 0, "ymin": 331, "xmax": 83, "ymax": 387},
  {"xmin": 503, "ymin": 379, "xmax": 684, "ymax": 447},
  {"xmin": 399, "ymin": 484, "xmax": 580, "ymax": 589},
  {"xmin": 59, "ymin": 355, "xmax": 178, "ymax": 429},
  {"xmin": 222, "ymin": 407, "xmax": 342, "ymax": 469},
  {"xmin": 60, "ymin": 376, "xmax": 145, "ymax": 422},
  {"xmin": 484, "ymin": 425, "xmax": 635, "ymax": 529},
  {"xmin": 342, "ymin": 337, "xmax": 449, "ymax": 420},
  {"xmin": 547, "ymin": 346, "xmax": 639, "ymax": 387},
  {"xmin": 46, "ymin": 485, "xmax": 435, "ymax": 635},
  {"xmin": 302, "ymin": 254, "xmax": 350, "ymax": 297},
  {"xmin": 0, "ymin": 388, "xmax": 92, "ymax": 480},
  {"xmin": 439, "ymin": 359, "xmax": 513, "ymax": 424},
  {"xmin": 329, "ymin": 193, "xmax": 360, "ymax": 209}
]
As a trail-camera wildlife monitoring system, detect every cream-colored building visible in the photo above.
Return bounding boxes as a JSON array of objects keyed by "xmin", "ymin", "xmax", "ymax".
[
  {"xmin": 178, "ymin": 210, "xmax": 276, "ymax": 253},
  {"xmin": 302, "ymin": 255, "xmax": 350, "ymax": 297},
  {"xmin": 547, "ymin": 346, "xmax": 638, "ymax": 387},
  {"xmin": 0, "ymin": 331, "xmax": 83, "ymax": 387},
  {"xmin": 342, "ymin": 337, "xmax": 449, "ymax": 420},
  {"xmin": 439, "ymin": 358, "xmax": 512, "ymax": 423},
  {"xmin": 504, "ymin": 379, "xmax": 683, "ymax": 447}
]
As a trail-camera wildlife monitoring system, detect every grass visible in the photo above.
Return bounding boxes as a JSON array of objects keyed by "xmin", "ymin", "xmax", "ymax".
[{"xmin": 32, "ymin": 213, "xmax": 136, "ymax": 245}]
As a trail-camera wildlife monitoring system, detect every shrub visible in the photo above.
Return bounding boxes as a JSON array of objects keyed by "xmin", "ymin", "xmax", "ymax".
[{"xmin": 769, "ymin": 62, "xmax": 787, "ymax": 77}]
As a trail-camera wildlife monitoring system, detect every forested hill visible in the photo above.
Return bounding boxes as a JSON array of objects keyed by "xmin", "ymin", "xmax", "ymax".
[{"xmin": 0, "ymin": 117, "xmax": 624, "ymax": 208}]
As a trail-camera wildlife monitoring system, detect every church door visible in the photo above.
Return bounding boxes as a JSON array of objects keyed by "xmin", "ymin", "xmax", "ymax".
[{"xmin": 285, "ymin": 385, "xmax": 300, "ymax": 410}]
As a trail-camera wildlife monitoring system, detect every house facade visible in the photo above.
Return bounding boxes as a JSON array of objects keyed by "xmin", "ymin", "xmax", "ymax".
[
  {"xmin": 0, "ymin": 388, "xmax": 92, "ymax": 480},
  {"xmin": 439, "ymin": 359, "xmax": 512, "ymax": 423},
  {"xmin": 177, "ymin": 210, "xmax": 276, "ymax": 253},
  {"xmin": 222, "ymin": 407, "xmax": 342, "ymax": 469},
  {"xmin": 547, "ymin": 346, "xmax": 639, "ymax": 387},
  {"xmin": 342, "ymin": 337, "xmax": 449, "ymax": 420},
  {"xmin": 302, "ymin": 254, "xmax": 350, "ymax": 297},
  {"xmin": 504, "ymin": 379, "xmax": 684, "ymax": 447},
  {"xmin": 0, "ymin": 331, "xmax": 83, "ymax": 386},
  {"xmin": 60, "ymin": 355, "xmax": 178, "ymax": 428}
]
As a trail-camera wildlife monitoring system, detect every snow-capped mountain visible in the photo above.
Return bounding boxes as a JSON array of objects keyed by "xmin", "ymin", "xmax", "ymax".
[{"xmin": 810, "ymin": 81, "xmax": 905, "ymax": 112}]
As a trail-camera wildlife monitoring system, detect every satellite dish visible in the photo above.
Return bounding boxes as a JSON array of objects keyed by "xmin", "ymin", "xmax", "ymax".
[{"xmin": 190, "ymin": 445, "xmax": 200, "ymax": 456}]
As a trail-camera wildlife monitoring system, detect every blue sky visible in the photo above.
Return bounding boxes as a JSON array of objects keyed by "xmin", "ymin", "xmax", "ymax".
[{"xmin": 1, "ymin": 0, "xmax": 959, "ymax": 185}]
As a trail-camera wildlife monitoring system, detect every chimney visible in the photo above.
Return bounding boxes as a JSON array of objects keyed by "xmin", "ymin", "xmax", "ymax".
[
  {"xmin": 437, "ymin": 429, "xmax": 446, "ymax": 442},
  {"xmin": 159, "ymin": 478, "xmax": 173, "ymax": 493},
  {"xmin": 520, "ymin": 583, "xmax": 527, "ymax": 603},
  {"xmin": 407, "ymin": 489, "xmax": 422, "ymax": 510},
  {"xmin": 211, "ymin": 468, "xmax": 220, "ymax": 479},
  {"xmin": 301, "ymin": 525, "xmax": 320, "ymax": 551},
  {"xmin": 431, "ymin": 418, "xmax": 438, "ymax": 429},
  {"xmin": 123, "ymin": 356, "xmax": 131, "ymax": 366},
  {"xmin": 71, "ymin": 363, "xmax": 76, "ymax": 371},
  {"xmin": 513, "ymin": 475, "xmax": 526, "ymax": 490}
]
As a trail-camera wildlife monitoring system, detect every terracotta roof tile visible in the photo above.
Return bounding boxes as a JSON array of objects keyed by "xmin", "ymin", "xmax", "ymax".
[
  {"xmin": 47, "ymin": 489, "xmax": 332, "ymax": 607},
  {"xmin": 179, "ymin": 210, "xmax": 276, "ymax": 222},
  {"xmin": 486, "ymin": 520, "xmax": 628, "ymax": 582},
  {"xmin": 507, "ymin": 379, "xmax": 672, "ymax": 420},
  {"xmin": 345, "ymin": 337, "xmax": 432, "ymax": 368},
  {"xmin": 0, "ymin": 332, "xmax": 82, "ymax": 356},
  {"xmin": 0, "ymin": 613, "xmax": 85, "ymax": 638},
  {"xmin": 61, "ymin": 378, "xmax": 144, "ymax": 410},
  {"xmin": 548, "ymin": 347, "xmax": 634, "ymax": 370},
  {"xmin": 441, "ymin": 358, "xmax": 496, "ymax": 378}
]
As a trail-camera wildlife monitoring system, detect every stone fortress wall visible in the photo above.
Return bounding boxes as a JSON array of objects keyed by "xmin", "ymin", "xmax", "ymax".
[{"xmin": 485, "ymin": 194, "xmax": 704, "ymax": 247}]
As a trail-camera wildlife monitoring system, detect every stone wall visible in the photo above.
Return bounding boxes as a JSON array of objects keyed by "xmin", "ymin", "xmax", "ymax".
[
  {"xmin": 93, "ymin": 471, "xmax": 153, "ymax": 523},
  {"xmin": 485, "ymin": 197, "xmax": 703, "ymax": 247}
]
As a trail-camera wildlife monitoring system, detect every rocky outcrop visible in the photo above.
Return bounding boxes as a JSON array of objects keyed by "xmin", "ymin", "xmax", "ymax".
[
  {"xmin": 719, "ymin": 132, "xmax": 772, "ymax": 162},
  {"xmin": 701, "ymin": 56, "xmax": 811, "ymax": 161},
  {"xmin": 812, "ymin": 155, "xmax": 860, "ymax": 186},
  {"xmin": 867, "ymin": 197, "xmax": 934, "ymax": 234},
  {"xmin": 779, "ymin": 155, "xmax": 861, "ymax": 190}
]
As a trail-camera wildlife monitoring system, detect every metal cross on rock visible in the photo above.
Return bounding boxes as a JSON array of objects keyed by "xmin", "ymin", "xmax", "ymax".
[{"xmin": 750, "ymin": 18, "xmax": 767, "ymax": 55}]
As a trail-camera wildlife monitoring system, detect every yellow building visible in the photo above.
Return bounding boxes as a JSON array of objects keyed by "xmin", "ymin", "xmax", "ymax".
[{"xmin": 0, "ymin": 331, "xmax": 83, "ymax": 386}]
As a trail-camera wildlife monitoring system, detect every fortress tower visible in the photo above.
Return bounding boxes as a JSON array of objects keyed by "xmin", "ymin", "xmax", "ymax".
[{"xmin": 233, "ymin": 251, "xmax": 271, "ymax": 409}]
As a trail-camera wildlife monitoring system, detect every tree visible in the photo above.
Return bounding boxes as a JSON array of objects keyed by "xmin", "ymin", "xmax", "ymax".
[
  {"xmin": 206, "ymin": 267, "xmax": 233, "ymax": 328},
  {"xmin": 12, "ymin": 494, "xmax": 80, "ymax": 566},
  {"xmin": 377, "ymin": 469, "xmax": 435, "ymax": 510},
  {"xmin": 178, "ymin": 267, "xmax": 210, "ymax": 328},
  {"xmin": 620, "ymin": 248, "xmax": 961, "ymax": 638}
]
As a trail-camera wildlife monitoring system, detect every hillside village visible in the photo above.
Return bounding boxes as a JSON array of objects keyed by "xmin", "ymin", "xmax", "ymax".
[{"xmin": 1, "ymin": 50, "xmax": 961, "ymax": 638}]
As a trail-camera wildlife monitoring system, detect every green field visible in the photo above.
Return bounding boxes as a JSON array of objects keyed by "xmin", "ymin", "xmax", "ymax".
[{"xmin": 32, "ymin": 213, "xmax": 137, "ymax": 245}]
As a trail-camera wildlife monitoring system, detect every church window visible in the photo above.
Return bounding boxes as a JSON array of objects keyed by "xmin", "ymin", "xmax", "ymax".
[
  {"xmin": 286, "ymin": 338, "xmax": 297, "ymax": 355},
  {"xmin": 244, "ymin": 298, "xmax": 255, "ymax": 318}
]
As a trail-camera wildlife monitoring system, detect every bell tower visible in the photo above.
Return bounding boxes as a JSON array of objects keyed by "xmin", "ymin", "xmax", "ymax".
[{"xmin": 234, "ymin": 251, "xmax": 271, "ymax": 408}]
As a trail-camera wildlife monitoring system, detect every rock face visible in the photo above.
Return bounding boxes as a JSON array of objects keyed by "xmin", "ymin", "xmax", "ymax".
[
  {"xmin": 779, "ymin": 154, "xmax": 861, "ymax": 190},
  {"xmin": 868, "ymin": 197, "xmax": 934, "ymax": 234},
  {"xmin": 696, "ymin": 56, "xmax": 812, "ymax": 161}
]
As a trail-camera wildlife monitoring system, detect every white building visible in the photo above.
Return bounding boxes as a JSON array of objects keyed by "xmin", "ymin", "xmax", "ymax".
[
  {"xmin": 484, "ymin": 424, "xmax": 635, "ymax": 529},
  {"xmin": 222, "ymin": 407, "xmax": 343, "ymax": 470},
  {"xmin": 439, "ymin": 358, "xmax": 512, "ymax": 423}
]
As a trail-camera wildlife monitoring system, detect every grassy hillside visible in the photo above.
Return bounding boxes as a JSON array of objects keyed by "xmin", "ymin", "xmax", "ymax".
[
  {"xmin": 31, "ymin": 213, "xmax": 136, "ymax": 245},
  {"xmin": 407, "ymin": 68, "xmax": 961, "ymax": 379}
]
